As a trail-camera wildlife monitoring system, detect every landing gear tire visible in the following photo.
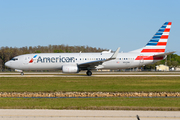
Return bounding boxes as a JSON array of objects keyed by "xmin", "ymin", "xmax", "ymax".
[
  {"xmin": 86, "ymin": 70, "xmax": 92, "ymax": 76},
  {"xmin": 21, "ymin": 72, "xmax": 24, "ymax": 76}
]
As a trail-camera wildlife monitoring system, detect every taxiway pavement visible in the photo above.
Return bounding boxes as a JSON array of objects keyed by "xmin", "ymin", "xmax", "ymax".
[
  {"xmin": 0, "ymin": 109, "xmax": 180, "ymax": 120},
  {"xmin": 1, "ymin": 71, "xmax": 180, "ymax": 77}
]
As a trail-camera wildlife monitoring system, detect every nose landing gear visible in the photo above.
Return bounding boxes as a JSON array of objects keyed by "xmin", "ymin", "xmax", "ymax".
[
  {"xmin": 86, "ymin": 70, "xmax": 92, "ymax": 76},
  {"xmin": 15, "ymin": 69, "xmax": 24, "ymax": 76}
]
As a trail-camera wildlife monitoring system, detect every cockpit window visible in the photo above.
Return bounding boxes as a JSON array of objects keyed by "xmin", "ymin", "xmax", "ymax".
[{"xmin": 11, "ymin": 58, "xmax": 18, "ymax": 61}]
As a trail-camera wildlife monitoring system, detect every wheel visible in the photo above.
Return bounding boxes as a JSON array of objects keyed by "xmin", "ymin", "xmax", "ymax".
[
  {"xmin": 21, "ymin": 72, "xmax": 24, "ymax": 76},
  {"xmin": 86, "ymin": 70, "xmax": 92, "ymax": 76}
]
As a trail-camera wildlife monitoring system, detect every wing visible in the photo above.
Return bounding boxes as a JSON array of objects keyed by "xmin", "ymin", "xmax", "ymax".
[{"xmin": 78, "ymin": 47, "xmax": 120, "ymax": 70}]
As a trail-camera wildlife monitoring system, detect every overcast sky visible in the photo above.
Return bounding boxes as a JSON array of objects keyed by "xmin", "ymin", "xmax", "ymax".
[{"xmin": 0, "ymin": 0, "xmax": 179, "ymax": 54}]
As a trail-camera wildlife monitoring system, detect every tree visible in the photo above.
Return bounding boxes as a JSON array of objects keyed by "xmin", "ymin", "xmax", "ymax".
[
  {"xmin": 172, "ymin": 61, "xmax": 178, "ymax": 67},
  {"xmin": 54, "ymin": 49, "xmax": 64, "ymax": 53},
  {"xmin": 35, "ymin": 50, "xmax": 41, "ymax": 53}
]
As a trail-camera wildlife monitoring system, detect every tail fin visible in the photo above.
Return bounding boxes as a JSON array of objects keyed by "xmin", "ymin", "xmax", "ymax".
[
  {"xmin": 130, "ymin": 22, "xmax": 172, "ymax": 54},
  {"xmin": 142, "ymin": 22, "xmax": 172, "ymax": 54}
]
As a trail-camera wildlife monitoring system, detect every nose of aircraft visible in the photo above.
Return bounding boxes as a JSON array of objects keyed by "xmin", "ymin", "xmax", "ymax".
[{"xmin": 5, "ymin": 61, "xmax": 11, "ymax": 68}]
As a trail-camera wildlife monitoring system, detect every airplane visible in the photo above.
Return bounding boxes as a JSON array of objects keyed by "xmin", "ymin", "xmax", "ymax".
[{"xmin": 5, "ymin": 22, "xmax": 174, "ymax": 76}]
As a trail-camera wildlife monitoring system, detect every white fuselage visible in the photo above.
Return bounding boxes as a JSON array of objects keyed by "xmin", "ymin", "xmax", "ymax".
[{"xmin": 5, "ymin": 52, "xmax": 157, "ymax": 71}]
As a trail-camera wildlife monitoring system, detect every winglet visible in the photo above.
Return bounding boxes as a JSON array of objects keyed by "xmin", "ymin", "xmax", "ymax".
[{"xmin": 110, "ymin": 47, "xmax": 120, "ymax": 59}]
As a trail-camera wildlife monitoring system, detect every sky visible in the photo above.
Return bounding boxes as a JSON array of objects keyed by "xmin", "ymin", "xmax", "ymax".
[{"xmin": 0, "ymin": 0, "xmax": 180, "ymax": 54}]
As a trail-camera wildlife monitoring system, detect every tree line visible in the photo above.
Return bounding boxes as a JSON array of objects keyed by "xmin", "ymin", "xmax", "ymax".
[
  {"xmin": 0, "ymin": 45, "xmax": 107, "ymax": 70},
  {"xmin": 143, "ymin": 54, "xmax": 180, "ymax": 70}
]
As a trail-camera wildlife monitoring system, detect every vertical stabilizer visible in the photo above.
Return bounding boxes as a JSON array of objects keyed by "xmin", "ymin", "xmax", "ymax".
[
  {"xmin": 142, "ymin": 22, "xmax": 172, "ymax": 54},
  {"xmin": 130, "ymin": 22, "xmax": 172, "ymax": 54}
]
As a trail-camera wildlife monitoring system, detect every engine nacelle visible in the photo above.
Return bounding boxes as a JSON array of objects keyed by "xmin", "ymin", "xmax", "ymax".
[
  {"xmin": 62, "ymin": 65, "xmax": 79, "ymax": 73},
  {"xmin": 15, "ymin": 69, "xmax": 23, "ymax": 72}
]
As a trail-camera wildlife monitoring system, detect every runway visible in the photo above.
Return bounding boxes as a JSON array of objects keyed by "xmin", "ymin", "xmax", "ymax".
[
  {"xmin": 0, "ymin": 74, "xmax": 180, "ymax": 77},
  {"xmin": 0, "ymin": 72, "xmax": 180, "ymax": 77},
  {"xmin": 0, "ymin": 109, "xmax": 179, "ymax": 120},
  {"xmin": 1, "ymin": 71, "xmax": 180, "ymax": 74}
]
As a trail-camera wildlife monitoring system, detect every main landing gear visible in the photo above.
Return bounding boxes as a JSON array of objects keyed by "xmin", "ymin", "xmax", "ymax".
[
  {"xmin": 86, "ymin": 70, "xmax": 92, "ymax": 76},
  {"xmin": 21, "ymin": 72, "xmax": 24, "ymax": 76}
]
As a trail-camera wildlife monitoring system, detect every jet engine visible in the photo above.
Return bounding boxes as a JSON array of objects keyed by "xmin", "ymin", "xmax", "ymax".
[{"xmin": 62, "ymin": 65, "xmax": 79, "ymax": 73}]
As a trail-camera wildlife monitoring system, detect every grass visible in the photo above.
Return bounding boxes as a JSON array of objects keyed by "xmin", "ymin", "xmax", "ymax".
[
  {"xmin": 0, "ymin": 97, "xmax": 180, "ymax": 110},
  {"xmin": 1, "ymin": 77, "xmax": 180, "ymax": 110},
  {"xmin": 0, "ymin": 77, "xmax": 180, "ymax": 92}
]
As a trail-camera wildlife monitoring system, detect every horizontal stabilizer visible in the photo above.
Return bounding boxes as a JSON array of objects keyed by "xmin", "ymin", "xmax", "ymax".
[{"xmin": 153, "ymin": 51, "xmax": 175, "ymax": 57}]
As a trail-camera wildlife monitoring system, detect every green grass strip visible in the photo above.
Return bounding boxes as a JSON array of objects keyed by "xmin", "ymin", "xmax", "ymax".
[
  {"xmin": 0, "ymin": 97, "xmax": 180, "ymax": 111},
  {"xmin": 0, "ymin": 77, "xmax": 180, "ymax": 92}
]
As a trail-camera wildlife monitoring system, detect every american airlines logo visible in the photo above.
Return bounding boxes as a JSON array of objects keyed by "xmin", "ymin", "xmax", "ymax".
[
  {"xmin": 36, "ymin": 56, "xmax": 75, "ymax": 63},
  {"xmin": 29, "ymin": 55, "xmax": 37, "ymax": 63}
]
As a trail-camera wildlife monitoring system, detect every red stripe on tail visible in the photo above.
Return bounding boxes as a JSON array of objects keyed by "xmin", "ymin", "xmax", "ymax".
[
  {"xmin": 141, "ymin": 49, "xmax": 165, "ymax": 53},
  {"xmin": 164, "ymin": 28, "xmax": 170, "ymax": 32},
  {"xmin": 157, "ymin": 42, "xmax": 167, "ymax": 46},
  {"xmin": 160, "ymin": 35, "xmax": 169, "ymax": 39},
  {"xmin": 168, "ymin": 22, "xmax": 172, "ymax": 25}
]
